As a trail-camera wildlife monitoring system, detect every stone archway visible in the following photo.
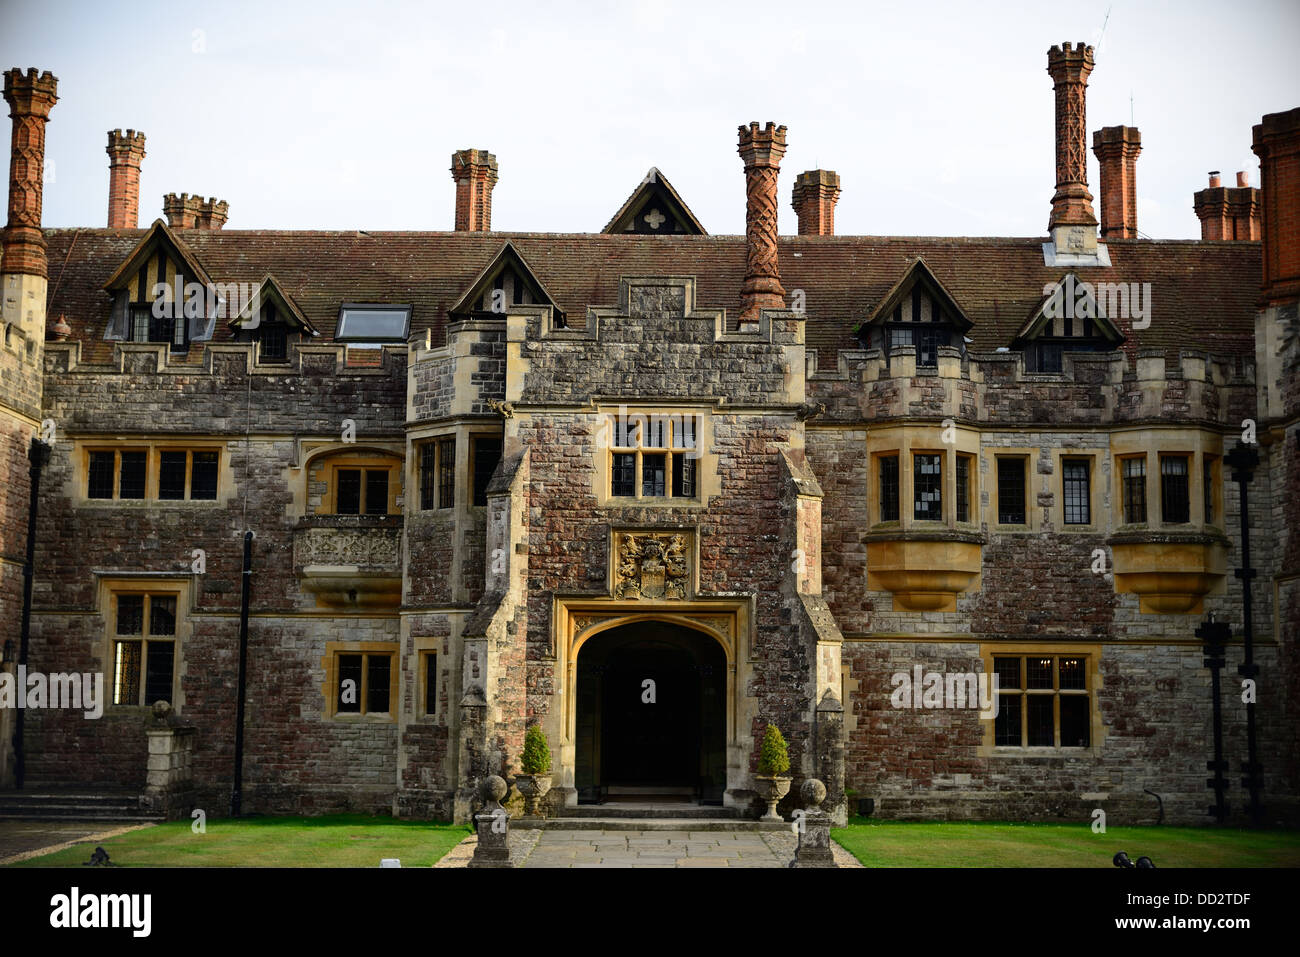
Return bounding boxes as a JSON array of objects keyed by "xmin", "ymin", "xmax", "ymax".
[
  {"xmin": 549, "ymin": 598, "xmax": 752, "ymax": 810},
  {"xmin": 574, "ymin": 620, "xmax": 727, "ymax": 803}
]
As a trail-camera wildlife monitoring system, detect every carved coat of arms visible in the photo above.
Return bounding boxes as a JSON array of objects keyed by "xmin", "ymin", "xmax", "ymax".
[{"xmin": 613, "ymin": 532, "xmax": 690, "ymax": 600}]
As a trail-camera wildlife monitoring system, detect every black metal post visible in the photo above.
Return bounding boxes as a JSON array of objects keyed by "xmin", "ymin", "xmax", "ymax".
[
  {"xmin": 1225, "ymin": 442, "xmax": 1262, "ymax": 826},
  {"xmin": 14, "ymin": 438, "xmax": 50, "ymax": 790},
  {"xmin": 1196, "ymin": 614, "xmax": 1230, "ymax": 824},
  {"xmin": 230, "ymin": 530, "xmax": 253, "ymax": 817}
]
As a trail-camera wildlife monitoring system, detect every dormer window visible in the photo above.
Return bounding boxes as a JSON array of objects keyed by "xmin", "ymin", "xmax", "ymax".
[
  {"xmin": 229, "ymin": 274, "xmax": 317, "ymax": 362},
  {"xmin": 857, "ymin": 259, "xmax": 973, "ymax": 369},
  {"xmin": 1014, "ymin": 274, "xmax": 1125, "ymax": 372}
]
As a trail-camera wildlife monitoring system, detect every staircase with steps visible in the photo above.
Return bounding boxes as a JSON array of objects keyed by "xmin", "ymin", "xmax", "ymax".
[
  {"xmin": 531, "ymin": 789, "xmax": 784, "ymax": 831},
  {"xmin": 0, "ymin": 787, "xmax": 162, "ymax": 822}
]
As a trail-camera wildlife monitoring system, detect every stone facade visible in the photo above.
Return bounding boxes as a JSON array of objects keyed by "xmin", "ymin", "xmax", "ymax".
[{"xmin": 0, "ymin": 58, "xmax": 1296, "ymax": 832}]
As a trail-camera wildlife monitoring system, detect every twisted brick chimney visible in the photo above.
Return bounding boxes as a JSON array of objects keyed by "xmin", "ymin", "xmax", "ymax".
[
  {"xmin": 106, "ymin": 129, "xmax": 146, "ymax": 228},
  {"xmin": 1092, "ymin": 126, "xmax": 1141, "ymax": 239},
  {"xmin": 1192, "ymin": 171, "xmax": 1260, "ymax": 241},
  {"xmin": 451, "ymin": 149, "xmax": 498, "ymax": 231},
  {"xmin": 791, "ymin": 169, "xmax": 841, "ymax": 236},
  {"xmin": 1253, "ymin": 107, "xmax": 1300, "ymax": 305},
  {"xmin": 164, "ymin": 193, "xmax": 227, "ymax": 230},
  {"xmin": 738, "ymin": 122, "xmax": 787, "ymax": 323},
  {"xmin": 1046, "ymin": 43, "xmax": 1099, "ymax": 253},
  {"xmin": 2, "ymin": 68, "xmax": 58, "ymax": 277}
]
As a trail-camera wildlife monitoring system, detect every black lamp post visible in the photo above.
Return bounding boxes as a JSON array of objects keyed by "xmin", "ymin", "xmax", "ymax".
[
  {"xmin": 1224, "ymin": 440, "xmax": 1262, "ymax": 827},
  {"xmin": 1195, "ymin": 613, "xmax": 1230, "ymax": 824},
  {"xmin": 15, "ymin": 437, "xmax": 51, "ymax": 790}
]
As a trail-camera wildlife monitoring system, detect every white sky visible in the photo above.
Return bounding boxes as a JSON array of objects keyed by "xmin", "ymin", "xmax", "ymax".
[{"xmin": 3, "ymin": 0, "xmax": 1297, "ymax": 238}]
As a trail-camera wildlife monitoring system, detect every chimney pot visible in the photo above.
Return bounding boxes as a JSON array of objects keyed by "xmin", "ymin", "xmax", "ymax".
[
  {"xmin": 738, "ymin": 121, "xmax": 788, "ymax": 323},
  {"xmin": 1092, "ymin": 126, "xmax": 1141, "ymax": 239},
  {"xmin": 1046, "ymin": 43, "xmax": 1098, "ymax": 252},
  {"xmin": 1208, "ymin": 171, "xmax": 1221, "ymax": 187},
  {"xmin": 792, "ymin": 169, "xmax": 841, "ymax": 236},
  {"xmin": 1, "ymin": 66, "xmax": 58, "ymax": 278},
  {"xmin": 106, "ymin": 128, "xmax": 147, "ymax": 229},
  {"xmin": 451, "ymin": 149, "xmax": 499, "ymax": 231},
  {"xmin": 1236, "ymin": 171, "xmax": 1249, "ymax": 188},
  {"xmin": 1252, "ymin": 106, "xmax": 1300, "ymax": 303}
]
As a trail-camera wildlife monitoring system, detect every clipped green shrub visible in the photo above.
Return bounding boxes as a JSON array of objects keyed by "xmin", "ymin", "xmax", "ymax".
[
  {"xmin": 756, "ymin": 723, "xmax": 790, "ymax": 776},
  {"xmin": 520, "ymin": 724, "xmax": 552, "ymax": 775}
]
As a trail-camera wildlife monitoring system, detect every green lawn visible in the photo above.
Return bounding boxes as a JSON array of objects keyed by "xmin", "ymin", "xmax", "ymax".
[
  {"xmin": 8, "ymin": 814, "xmax": 471, "ymax": 868},
  {"xmin": 831, "ymin": 819, "xmax": 1300, "ymax": 867}
]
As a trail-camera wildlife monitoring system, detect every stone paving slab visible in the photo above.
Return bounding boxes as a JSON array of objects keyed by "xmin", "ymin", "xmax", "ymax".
[
  {"xmin": 433, "ymin": 825, "xmax": 862, "ymax": 869},
  {"xmin": 0, "ymin": 820, "xmax": 157, "ymax": 866}
]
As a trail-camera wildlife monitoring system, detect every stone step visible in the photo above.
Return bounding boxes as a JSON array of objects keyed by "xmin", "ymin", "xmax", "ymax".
[
  {"xmin": 536, "ymin": 817, "xmax": 788, "ymax": 832},
  {"xmin": 560, "ymin": 803, "xmax": 740, "ymax": 819},
  {"xmin": 0, "ymin": 789, "xmax": 160, "ymax": 822}
]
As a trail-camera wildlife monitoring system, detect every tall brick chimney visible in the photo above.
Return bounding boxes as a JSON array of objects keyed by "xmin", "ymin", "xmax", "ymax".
[
  {"xmin": 164, "ymin": 193, "xmax": 227, "ymax": 230},
  {"xmin": 2, "ymin": 68, "xmax": 58, "ymax": 278},
  {"xmin": 738, "ymin": 122, "xmax": 787, "ymax": 323},
  {"xmin": 1252, "ymin": 107, "xmax": 1300, "ymax": 305},
  {"xmin": 1092, "ymin": 126, "xmax": 1141, "ymax": 239},
  {"xmin": 791, "ymin": 169, "xmax": 841, "ymax": 236},
  {"xmin": 1046, "ymin": 43, "xmax": 1099, "ymax": 254},
  {"xmin": 106, "ymin": 129, "xmax": 145, "ymax": 229},
  {"xmin": 450, "ymin": 149, "xmax": 498, "ymax": 231},
  {"xmin": 1192, "ymin": 171, "xmax": 1260, "ymax": 241}
]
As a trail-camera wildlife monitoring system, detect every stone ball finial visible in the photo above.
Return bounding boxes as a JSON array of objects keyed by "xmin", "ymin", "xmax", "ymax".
[
  {"xmin": 481, "ymin": 774, "xmax": 508, "ymax": 804},
  {"xmin": 151, "ymin": 700, "xmax": 172, "ymax": 721},
  {"xmin": 801, "ymin": 778, "xmax": 827, "ymax": 809}
]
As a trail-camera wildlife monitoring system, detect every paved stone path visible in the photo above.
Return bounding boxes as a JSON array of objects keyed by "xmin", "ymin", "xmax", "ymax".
[
  {"xmin": 0, "ymin": 821, "xmax": 155, "ymax": 866},
  {"xmin": 435, "ymin": 827, "xmax": 862, "ymax": 868}
]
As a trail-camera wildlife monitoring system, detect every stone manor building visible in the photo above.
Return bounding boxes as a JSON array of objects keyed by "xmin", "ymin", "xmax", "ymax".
[{"xmin": 1, "ymin": 45, "xmax": 1297, "ymax": 826}]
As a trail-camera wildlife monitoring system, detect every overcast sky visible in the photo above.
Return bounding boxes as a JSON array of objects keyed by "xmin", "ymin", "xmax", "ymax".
[{"xmin": 3, "ymin": 0, "xmax": 1297, "ymax": 239}]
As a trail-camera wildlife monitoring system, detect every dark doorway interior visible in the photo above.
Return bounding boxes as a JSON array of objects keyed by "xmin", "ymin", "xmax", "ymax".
[{"xmin": 575, "ymin": 621, "xmax": 725, "ymax": 804}]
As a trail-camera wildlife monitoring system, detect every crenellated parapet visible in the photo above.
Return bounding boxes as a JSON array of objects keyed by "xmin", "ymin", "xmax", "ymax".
[{"xmin": 806, "ymin": 345, "xmax": 1254, "ymax": 429}]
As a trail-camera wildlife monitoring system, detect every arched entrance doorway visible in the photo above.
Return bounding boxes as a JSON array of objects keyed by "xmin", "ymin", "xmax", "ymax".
[{"xmin": 574, "ymin": 621, "xmax": 726, "ymax": 804}]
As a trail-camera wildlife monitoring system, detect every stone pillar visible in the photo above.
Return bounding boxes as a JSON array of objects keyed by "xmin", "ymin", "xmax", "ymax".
[
  {"xmin": 791, "ymin": 778, "xmax": 835, "ymax": 868},
  {"xmin": 468, "ymin": 775, "xmax": 512, "ymax": 868},
  {"xmin": 1092, "ymin": 126, "xmax": 1140, "ymax": 239},
  {"xmin": 106, "ymin": 129, "xmax": 146, "ymax": 228},
  {"xmin": 142, "ymin": 702, "xmax": 196, "ymax": 820},
  {"xmin": 1045, "ymin": 43, "xmax": 1099, "ymax": 253},
  {"xmin": 816, "ymin": 688, "xmax": 847, "ymax": 825},
  {"xmin": 451, "ymin": 149, "xmax": 499, "ymax": 232},
  {"xmin": 738, "ymin": 122, "xmax": 787, "ymax": 323},
  {"xmin": 791, "ymin": 169, "xmax": 841, "ymax": 236}
]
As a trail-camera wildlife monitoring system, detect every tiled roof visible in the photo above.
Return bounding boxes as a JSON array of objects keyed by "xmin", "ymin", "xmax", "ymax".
[{"xmin": 40, "ymin": 229, "xmax": 1262, "ymax": 366}]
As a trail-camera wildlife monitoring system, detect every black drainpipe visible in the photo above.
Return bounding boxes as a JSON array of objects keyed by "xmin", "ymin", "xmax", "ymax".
[
  {"xmin": 14, "ymin": 438, "xmax": 50, "ymax": 790},
  {"xmin": 230, "ymin": 530, "xmax": 253, "ymax": 817}
]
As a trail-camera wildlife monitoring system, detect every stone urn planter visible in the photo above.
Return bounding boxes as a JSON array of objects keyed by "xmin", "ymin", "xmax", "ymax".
[
  {"xmin": 754, "ymin": 774, "xmax": 793, "ymax": 821},
  {"xmin": 754, "ymin": 722, "xmax": 793, "ymax": 820},
  {"xmin": 516, "ymin": 723, "xmax": 553, "ymax": 818},
  {"xmin": 514, "ymin": 773, "xmax": 552, "ymax": 818}
]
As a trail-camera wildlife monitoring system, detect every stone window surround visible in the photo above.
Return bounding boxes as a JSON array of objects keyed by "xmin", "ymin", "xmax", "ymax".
[
  {"xmin": 308, "ymin": 449, "xmax": 403, "ymax": 516},
  {"xmin": 866, "ymin": 424, "xmax": 981, "ymax": 533},
  {"xmin": 320, "ymin": 640, "xmax": 400, "ymax": 722},
  {"xmin": 1108, "ymin": 429, "xmax": 1223, "ymax": 535},
  {"xmin": 408, "ymin": 427, "xmax": 501, "ymax": 515},
  {"xmin": 987, "ymin": 447, "xmax": 1042, "ymax": 533},
  {"xmin": 1051, "ymin": 449, "xmax": 1104, "ymax": 533},
  {"xmin": 977, "ymin": 642, "xmax": 1104, "ymax": 758},
  {"xmin": 97, "ymin": 575, "xmax": 194, "ymax": 714},
  {"xmin": 72, "ymin": 438, "xmax": 231, "ymax": 505},
  {"xmin": 593, "ymin": 404, "xmax": 719, "ymax": 508}
]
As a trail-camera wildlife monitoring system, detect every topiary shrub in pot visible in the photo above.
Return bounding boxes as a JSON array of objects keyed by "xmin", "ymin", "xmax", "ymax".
[
  {"xmin": 754, "ymin": 722, "xmax": 792, "ymax": 821},
  {"xmin": 515, "ymin": 724, "xmax": 553, "ymax": 818}
]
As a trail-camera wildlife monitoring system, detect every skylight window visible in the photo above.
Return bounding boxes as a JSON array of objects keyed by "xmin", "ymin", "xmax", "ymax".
[{"xmin": 335, "ymin": 304, "xmax": 411, "ymax": 342}]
